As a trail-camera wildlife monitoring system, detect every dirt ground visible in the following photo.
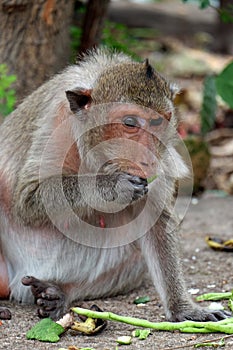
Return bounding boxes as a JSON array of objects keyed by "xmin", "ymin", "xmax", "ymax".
[{"xmin": 1, "ymin": 196, "xmax": 233, "ymax": 350}]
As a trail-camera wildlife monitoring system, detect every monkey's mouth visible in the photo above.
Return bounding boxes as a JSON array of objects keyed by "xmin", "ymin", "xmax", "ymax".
[{"xmin": 125, "ymin": 166, "xmax": 148, "ymax": 179}]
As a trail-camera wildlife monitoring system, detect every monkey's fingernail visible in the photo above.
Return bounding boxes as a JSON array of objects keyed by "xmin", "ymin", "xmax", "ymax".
[
  {"xmin": 38, "ymin": 309, "xmax": 49, "ymax": 318},
  {"xmin": 41, "ymin": 292, "xmax": 49, "ymax": 300},
  {"xmin": 37, "ymin": 298, "xmax": 45, "ymax": 306}
]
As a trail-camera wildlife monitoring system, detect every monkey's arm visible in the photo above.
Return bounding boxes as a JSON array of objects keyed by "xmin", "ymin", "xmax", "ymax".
[{"xmin": 12, "ymin": 172, "xmax": 147, "ymax": 227}]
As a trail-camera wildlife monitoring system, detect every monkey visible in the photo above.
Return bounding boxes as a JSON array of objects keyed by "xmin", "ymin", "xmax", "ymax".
[{"xmin": 0, "ymin": 48, "xmax": 229, "ymax": 322}]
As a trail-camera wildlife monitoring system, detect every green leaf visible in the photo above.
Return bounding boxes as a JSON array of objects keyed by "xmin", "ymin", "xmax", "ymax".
[
  {"xmin": 199, "ymin": 0, "xmax": 211, "ymax": 9},
  {"xmin": 216, "ymin": 61, "xmax": 233, "ymax": 109},
  {"xmin": 196, "ymin": 291, "xmax": 232, "ymax": 301},
  {"xmin": 182, "ymin": 0, "xmax": 211, "ymax": 9},
  {"xmin": 132, "ymin": 329, "xmax": 151, "ymax": 339},
  {"xmin": 133, "ymin": 296, "xmax": 150, "ymax": 304},
  {"xmin": 219, "ymin": 5, "xmax": 233, "ymax": 23},
  {"xmin": 26, "ymin": 318, "xmax": 65, "ymax": 343},
  {"xmin": 200, "ymin": 75, "xmax": 217, "ymax": 135},
  {"xmin": 228, "ymin": 299, "xmax": 233, "ymax": 312},
  {"xmin": 147, "ymin": 174, "xmax": 157, "ymax": 184},
  {"xmin": 0, "ymin": 63, "xmax": 16, "ymax": 116}
]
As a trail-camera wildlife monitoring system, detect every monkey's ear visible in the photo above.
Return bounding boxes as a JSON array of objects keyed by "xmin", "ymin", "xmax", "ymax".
[
  {"xmin": 66, "ymin": 89, "xmax": 92, "ymax": 113},
  {"xmin": 143, "ymin": 58, "xmax": 154, "ymax": 79}
]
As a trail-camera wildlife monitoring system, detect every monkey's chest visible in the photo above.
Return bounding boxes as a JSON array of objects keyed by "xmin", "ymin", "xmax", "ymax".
[{"xmin": 83, "ymin": 206, "xmax": 143, "ymax": 229}]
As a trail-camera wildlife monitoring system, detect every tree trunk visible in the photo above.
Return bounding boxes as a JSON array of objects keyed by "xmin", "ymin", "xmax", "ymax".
[
  {"xmin": 79, "ymin": 0, "xmax": 110, "ymax": 54},
  {"xmin": 0, "ymin": 0, "xmax": 74, "ymax": 102}
]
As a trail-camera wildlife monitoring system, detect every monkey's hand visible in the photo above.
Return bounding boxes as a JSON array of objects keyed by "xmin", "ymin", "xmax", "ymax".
[
  {"xmin": 97, "ymin": 172, "xmax": 148, "ymax": 204},
  {"xmin": 22, "ymin": 276, "xmax": 67, "ymax": 320},
  {"xmin": 170, "ymin": 304, "xmax": 231, "ymax": 322}
]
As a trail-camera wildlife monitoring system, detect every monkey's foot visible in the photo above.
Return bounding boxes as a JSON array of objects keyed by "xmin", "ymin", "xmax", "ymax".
[
  {"xmin": 21, "ymin": 276, "xmax": 66, "ymax": 320},
  {"xmin": 0, "ymin": 306, "xmax": 11, "ymax": 320},
  {"xmin": 171, "ymin": 307, "xmax": 231, "ymax": 322}
]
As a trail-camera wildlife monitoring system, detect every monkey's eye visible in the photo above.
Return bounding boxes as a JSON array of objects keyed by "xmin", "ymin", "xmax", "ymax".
[
  {"xmin": 122, "ymin": 115, "xmax": 139, "ymax": 128},
  {"xmin": 149, "ymin": 117, "xmax": 163, "ymax": 127}
]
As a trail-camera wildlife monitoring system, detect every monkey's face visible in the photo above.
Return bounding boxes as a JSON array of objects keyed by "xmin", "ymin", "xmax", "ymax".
[
  {"xmin": 65, "ymin": 59, "xmax": 177, "ymax": 180},
  {"xmin": 101, "ymin": 103, "xmax": 171, "ymax": 179},
  {"xmin": 75, "ymin": 102, "xmax": 172, "ymax": 180}
]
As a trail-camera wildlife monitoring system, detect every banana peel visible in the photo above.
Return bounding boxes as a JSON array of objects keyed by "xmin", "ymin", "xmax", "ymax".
[
  {"xmin": 72, "ymin": 305, "xmax": 107, "ymax": 335},
  {"xmin": 205, "ymin": 236, "xmax": 233, "ymax": 252}
]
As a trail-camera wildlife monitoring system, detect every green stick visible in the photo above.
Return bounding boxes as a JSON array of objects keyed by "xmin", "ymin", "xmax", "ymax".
[
  {"xmin": 196, "ymin": 292, "xmax": 232, "ymax": 301},
  {"xmin": 72, "ymin": 307, "xmax": 233, "ymax": 334}
]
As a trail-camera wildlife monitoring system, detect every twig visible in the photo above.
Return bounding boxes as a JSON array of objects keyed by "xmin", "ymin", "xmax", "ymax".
[{"xmin": 161, "ymin": 334, "xmax": 233, "ymax": 350}]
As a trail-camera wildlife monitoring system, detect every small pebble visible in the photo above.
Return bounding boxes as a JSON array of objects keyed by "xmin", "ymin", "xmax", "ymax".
[
  {"xmin": 188, "ymin": 288, "xmax": 200, "ymax": 295},
  {"xmin": 191, "ymin": 198, "xmax": 198, "ymax": 205}
]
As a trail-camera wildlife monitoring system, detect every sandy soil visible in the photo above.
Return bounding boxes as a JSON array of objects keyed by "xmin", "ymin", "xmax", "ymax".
[{"xmin": 1, "ymin": 196, "xmax": 233, "ymax": 350}]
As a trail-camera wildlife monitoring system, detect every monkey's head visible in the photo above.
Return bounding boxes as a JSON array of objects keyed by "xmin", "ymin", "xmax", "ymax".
[{"xmin": 66, "ymin": 60, "xmax": 179, "ymax": 179}]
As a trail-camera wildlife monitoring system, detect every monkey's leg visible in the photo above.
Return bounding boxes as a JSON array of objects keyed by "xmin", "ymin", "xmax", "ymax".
[
  {"xmin": 139, "ymin": 214, "xmax": 230, "ymax": 322},
  {"xmin": 21, "ymin": 276, "xmax": 67, "ymax": 320},
  {"xmin": 0, "ymin": 252, "xmax": 11, "ymax": 319}
]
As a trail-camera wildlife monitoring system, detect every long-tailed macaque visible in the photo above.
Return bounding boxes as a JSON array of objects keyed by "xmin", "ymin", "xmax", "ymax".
[{"xmin": 0, "ymin": 49, "xmax": 229, "ymax": 321}]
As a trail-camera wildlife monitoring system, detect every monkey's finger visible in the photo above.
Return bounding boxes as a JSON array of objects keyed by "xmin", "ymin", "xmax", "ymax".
[
  {"xmin": 37, "ymin": 298, "xmax": 57, "ymax": 311},
  {"xmin": 37, "ymin": 308, "xmax": 50, "ymax": 318},
  {"xmin": 41, "ymin": 287, "xmax": 62, "ymax": 300},
  {"xmin": 133, "ymin": 185, "xmax": 146, "ymax": 193},
  {"xmin": 125, "ymin": 174, "xmax": 148, "ymax": 186},
  {"xmin": 37, "ymin": 297, "xmax": 58, "ymax": 307},
  {"xmin": 132, "ymin": 184, "xmax": 148, "ymax": 199},
  {"xmin": 133, "ymin": 186, "xmax": 147, "ymax": 194}
]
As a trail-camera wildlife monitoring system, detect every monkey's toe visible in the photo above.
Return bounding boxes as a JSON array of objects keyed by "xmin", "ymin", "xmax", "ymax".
[
  {"xmin": 37, "ymin": 298, "xmax": 58, "ymax": 309},
  {"xmin": 0, "ymin": 307, "xmax": 11, "ymax": 320},
  {"xmin": 21, "ymin": 275, "xmax": 39, "ymax": 285},
  {"xmin": 22, "ymin": 275, "xmax": 52, "ymax": 298},
  {"xmin": 41, "ymin": 286, "xmax": 62, "ymax": 300},
  {"xmin": 172, "ymin": 307, "xmax": 231, "ymax": 322},
  {"xmin": 36, "ymin": 286, "xmax": 66, "ymax": 319},
  {"xmin": 37, "ymin": 294, "xmax": 66, "ymax": 320}
]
